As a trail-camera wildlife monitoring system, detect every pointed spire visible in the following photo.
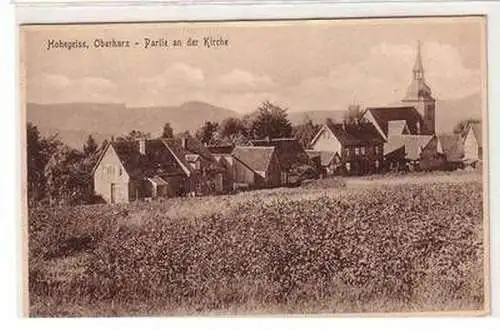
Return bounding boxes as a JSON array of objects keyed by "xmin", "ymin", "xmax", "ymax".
[{"xmin": 413, "ymin": 40, "xmax": 424, "ymax": 79}]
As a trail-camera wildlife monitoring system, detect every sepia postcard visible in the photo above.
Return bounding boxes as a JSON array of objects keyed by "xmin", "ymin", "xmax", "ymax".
[{"xmin": 20, "ymin": 16, "xmax": 489, "ymax": 317}]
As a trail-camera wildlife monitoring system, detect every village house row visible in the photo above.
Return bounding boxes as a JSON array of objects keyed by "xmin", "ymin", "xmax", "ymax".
[{"xmin": 92, "ymin": 42, "xmax": 483, "ymax": 204}]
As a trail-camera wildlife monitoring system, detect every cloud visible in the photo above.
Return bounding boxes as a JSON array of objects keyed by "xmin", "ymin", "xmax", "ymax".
[
  {"xmin": 214, "ymin": 69, "xmax": 276, "ymax": 92},
  {"xmin": 27, "ymin": 74, "xmax": 120, "ymax": 104},
  {"xmin": 278, "ymin": 42, "xmax": 482, "ymax": 111},
  {"xmin": 138, "ymin": 63, "xmax": 205, "ymax": 93},
  {"xmin": 30, "ymin": 43, "xmax": 481, "ymax": 113}
]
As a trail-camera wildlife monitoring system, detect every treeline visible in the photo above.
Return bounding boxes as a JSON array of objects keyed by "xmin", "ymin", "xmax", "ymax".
[{"xmin": 27, "ymin": 101, "xmax": 361, "ymax": 207}]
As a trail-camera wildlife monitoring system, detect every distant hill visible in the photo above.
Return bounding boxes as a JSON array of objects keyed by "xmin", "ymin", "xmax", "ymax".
[
  {"xmin": 27, "ymin": 94, "xmax": 483, "ymax": 149},
  {"xmin": 27, "ymin": 101, "xmax": 238, "ymax": 149}
]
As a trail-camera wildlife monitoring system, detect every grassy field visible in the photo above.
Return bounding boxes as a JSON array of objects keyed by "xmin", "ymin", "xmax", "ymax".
[{"xmin": 27, "ymin": 171, "xmax": 485, "ymax": 316}]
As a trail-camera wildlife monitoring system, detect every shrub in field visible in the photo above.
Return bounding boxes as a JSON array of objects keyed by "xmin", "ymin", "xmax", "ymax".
[{"xmin": 28, "ymin": 180, "xmax": 484, "ymax": 316}]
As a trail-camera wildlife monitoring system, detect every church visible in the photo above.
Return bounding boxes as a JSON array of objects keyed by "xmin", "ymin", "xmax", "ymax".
[
  {"xmin": 363, "ymin": 41, "xmax": 436, "ymax": 139},
  {"xmin": 361, "ymin": 41, "xmax": 445, "ymax": 171},
  {"xmin": 308, "ymin": 41, "xmax": 476, "ymax": 175}
]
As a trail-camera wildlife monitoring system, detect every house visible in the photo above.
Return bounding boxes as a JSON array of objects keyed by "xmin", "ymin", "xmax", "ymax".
[
  {"xmin": 164, "ymin": 135, "xmax": 225, "ymax": 195},
  {"xmin": 231, "ymin": 146, "xmax": 281, "ymax": 189},
  {"xmin": 305, "ymin": 150, "xmax": 342, "ymax": 177},
  {"xmin": 250, "ymin": 137, "xmax": 312, "ymax": 184},
  {"xmin": 92, "ymin": 138, "xmax": 191, "ymax": 203},
  {"xmin": 309, "ymin": 121, "xmax": 385, "ymax": 176},
  {"xmin": 383, "ymin": 135, "xmax": 441, "ymax": 171},
  {"xmin": 206, "ymin": 144, "xmax": 237, "ymax": 193},
  {"xmin": 436, "ymin": 134, "xmax": 465, "ymax": 170},
  {"xmin": 462, "ymin": 121, "xmax": 482, "ymax": 166}
]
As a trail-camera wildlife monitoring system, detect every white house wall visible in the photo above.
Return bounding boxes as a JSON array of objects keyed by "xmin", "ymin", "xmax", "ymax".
[
  {"xmin": 94, "ymin": 146, "xmax": 130, "ymax": 203},
  {"xmin": 311, "ymin": 127, "xmax": 342, "ymax": 153},
  {"xmin": 463, "ymin": 129, "xmax": 479, "ymax": 162}
]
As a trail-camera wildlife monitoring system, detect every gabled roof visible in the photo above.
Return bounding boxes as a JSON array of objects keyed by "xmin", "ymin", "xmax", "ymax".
[
  {"xmin": 437, "ymin": 134, "xmax": 464, "ymax": 162},
  {"xmin": 318, "ymin": 122, "xmax": 385, "ymax": 146},
  {"xmin": 103, "ymin": 139, "xmax": 190, "ymax": 180},
  {"xmin": 250, "ymin": 137, "xmax": 309, "ymax": 170},
  {"xmin": 207, "ymin": 144, "xmax": 235, "ymax": 154},
  {"xmin": 364, "ymin": 106, "xmax": 423, "ymax": 137},
  {"xmin": 387, "ymin": 120, "xmax": 410, "ymax": 136},
  {"xmin": 384, "ymin": 135, "xmax": 433, "ymax": 160},
  {"xmin": 166, "ymin": 134, "xmax": 215, "ymax": 162},
  {"xmin": 232, "ymin": 146, "xmax": 277, "ymax": 174}
]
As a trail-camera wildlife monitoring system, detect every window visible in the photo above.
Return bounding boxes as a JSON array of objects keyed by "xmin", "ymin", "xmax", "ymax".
[
  {"xmin": 104, "ymin": 165, "xmax": 115, "ymax": 175},
  {"xmin": 119, "ymin": 167, "xmax": 123, "ymax": 176},
  {"xmin": 360, "ymin": 147, "xmax": 366, "ymax": 155},
  {"xmin": 355, "ymin": 147, "xmax": 360, "ymax": 155},
  {"xmin": 375, "ymin": 160, "xmax": 380, "ymax": 169},
  {"xmin": 345, "ymin": 162, "xmax": 351, "ymax": 172},
  {"xmin": 345, "ymin": 148, "xmax": 350, "ymax": 156}
]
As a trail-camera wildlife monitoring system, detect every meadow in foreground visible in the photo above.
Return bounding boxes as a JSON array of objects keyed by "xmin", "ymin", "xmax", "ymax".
[{"xmin": 27, "ymin": 173, "xmax": 485, "ymax": 316}]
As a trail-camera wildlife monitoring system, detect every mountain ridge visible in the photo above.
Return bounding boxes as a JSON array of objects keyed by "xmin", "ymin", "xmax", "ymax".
[{"xmin": 27, "ymin": 93, "xmax": 482, "ymax": 149}]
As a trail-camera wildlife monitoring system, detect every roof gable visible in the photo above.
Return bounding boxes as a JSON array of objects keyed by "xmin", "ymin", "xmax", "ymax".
[
  {"xmin": 388, "ymin": 120, "xmax": 410, "ymax": 136},
  {"xmin": 325, "ymin": 122, "xmax": 385, "ymax": 146},
  {"xmin": 384, "ymin": 135, "xmax": 433, "ymax": 160},
  {"xmin": 365, "ymin": 106, "xmax": 423, "ymax": 136},
  {"xmin": 232, "ymin": 146, "xmax": 277, "ymax": 174},
  {"xmin": 437, "ymin": 134, "xmax": 464, "ymax": 162},
  {"xmin": 96, "ymin": 139, "xmax": 190, "ymax": 180},
  {"xmin": 250, "ymin": 138, "xmax": 309, "ymax": 169},
  {"xmin": 468, "ymin": 122, "xmax": 482, "ymax": 148}
]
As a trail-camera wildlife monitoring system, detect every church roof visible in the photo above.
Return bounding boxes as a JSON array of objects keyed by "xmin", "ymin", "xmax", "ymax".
[{"xmin": 364, "ymin": 106, "xmax": 423, "ymax": 137}]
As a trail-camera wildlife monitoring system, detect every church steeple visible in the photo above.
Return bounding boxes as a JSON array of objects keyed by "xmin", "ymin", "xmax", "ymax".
[
  {"xmin": 413, "ymin": 40, "xmax": 424, "ymax": 80},
  {"xmin": 404, "ymin": 40, "xmax": 432, "ymax": 100},
  {"xmin": 401, "ymin": 40, "xmax": 436, "ymax": 135}
]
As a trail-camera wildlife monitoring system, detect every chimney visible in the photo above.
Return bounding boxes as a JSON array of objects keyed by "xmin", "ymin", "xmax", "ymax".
[
  {"xmin": 182, "ymin": 137, "xmax": 188, "ymax": 149},
  {"xmin": 138, "ymin": 138, "xmax": 146, "ymax": 155}
]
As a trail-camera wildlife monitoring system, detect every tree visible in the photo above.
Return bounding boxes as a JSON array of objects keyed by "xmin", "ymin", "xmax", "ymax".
[
  {"xmin": 293, "ymin": 118, "xmax": 321, "ymax": 149},
  {"xmin": 219, "ymin": 117, "xmax": 247, "ymax": 138},
  {"xmin": 453, "ymin": 118, "xmax": 480, "ymax": 136},
  {"xmin": 196, "ymin": 121, "xmax": 219, "ymax": 145},
  {"xmin": 343, "ymin": 104, "xmax": 367, "ymax": 124},
  {"xmin": 249, "ymin": 101, "xmax": 292, "ymax": 139},
  {"xmin": 26, "ymin": 122, "xmax": 62, "ymax": 204},
  {"xmin": 162, "ymin": 122, "xmax": 174, "ymax": 139},
  {"xmin": 215, "ymin": 117, "xmax": 250, "ymax": 145},
  {"xmin": 44, "ymin": 146, "xmax": 95, "ymax": 205},
  {"xmin": 116, "ymin": 130, "xmax": 151, "ymax": 142},
  {"xmin": 83, "ymin": 135, "xmax": 98, "ymax": 156}
]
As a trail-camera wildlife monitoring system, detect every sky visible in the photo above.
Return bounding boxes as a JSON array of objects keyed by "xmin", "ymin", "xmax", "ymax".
[{"xmin": 22, "ymin": 16, "xmax": 486, "ymax": 113}]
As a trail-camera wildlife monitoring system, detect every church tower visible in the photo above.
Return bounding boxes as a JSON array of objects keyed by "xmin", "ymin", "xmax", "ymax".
[{"xmin": 401, "ymin": 41, "xmax": 436, "ymax": 135}]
